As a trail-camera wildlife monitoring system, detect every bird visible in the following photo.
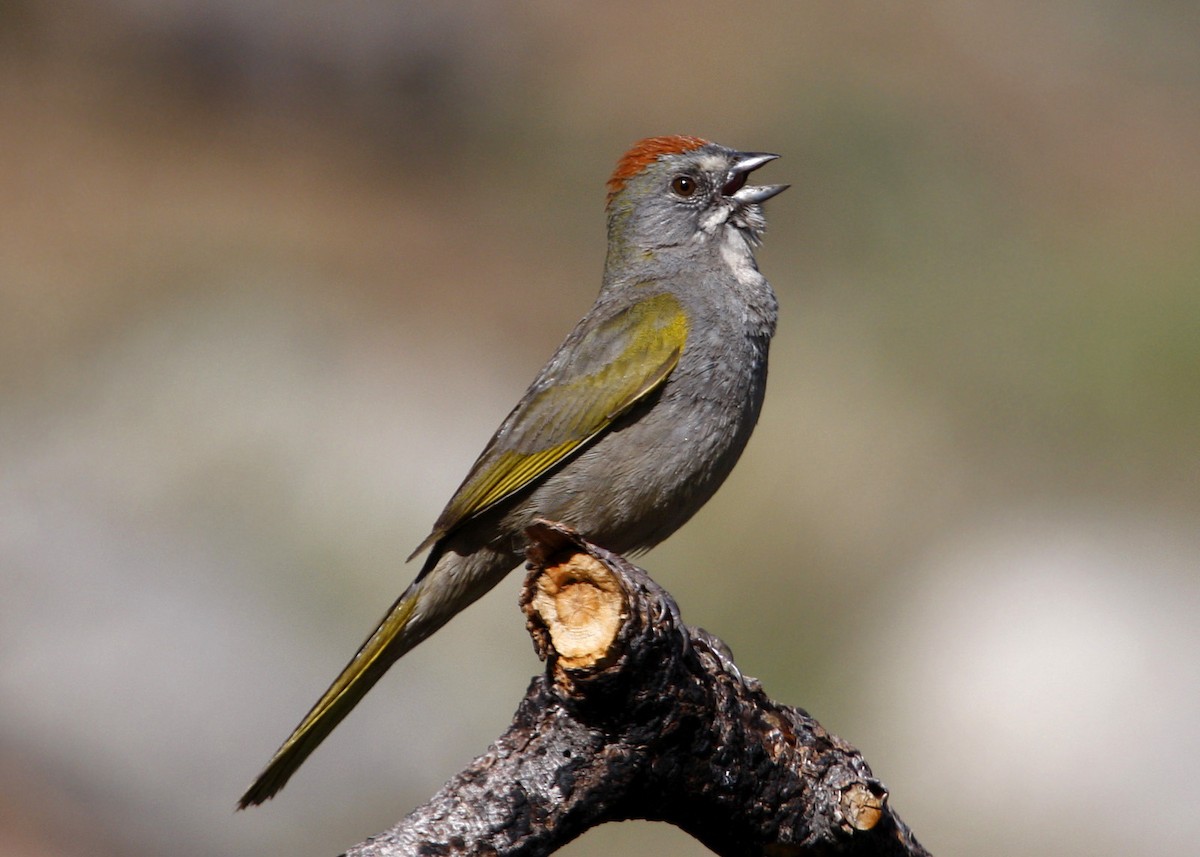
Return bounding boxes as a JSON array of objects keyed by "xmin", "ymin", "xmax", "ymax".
[{"xmin": 238, "ymin": 135, "xmax": 788, "ymax": 807}]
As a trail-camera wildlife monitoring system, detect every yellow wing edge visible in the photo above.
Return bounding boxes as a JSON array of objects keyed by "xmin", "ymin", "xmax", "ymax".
[{"xmin": 407, "ymin": 292, "xmax": 688, "ymax": 560}]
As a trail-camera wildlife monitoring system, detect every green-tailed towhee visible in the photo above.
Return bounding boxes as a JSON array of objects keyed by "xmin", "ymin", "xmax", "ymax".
[{"xmin": 239, "ymin": 135, "xmax": 788, "ymax": 807}]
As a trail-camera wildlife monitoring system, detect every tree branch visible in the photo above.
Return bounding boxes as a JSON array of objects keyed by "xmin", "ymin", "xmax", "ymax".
[{"xmin": 345, "ymin": 521, "xmax": 929, "ymax": 857}]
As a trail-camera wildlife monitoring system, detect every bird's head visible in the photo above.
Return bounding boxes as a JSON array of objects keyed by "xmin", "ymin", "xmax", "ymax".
[{"xmin": 604, "ymin": 135, "xmax": 788, "ymax": 258}]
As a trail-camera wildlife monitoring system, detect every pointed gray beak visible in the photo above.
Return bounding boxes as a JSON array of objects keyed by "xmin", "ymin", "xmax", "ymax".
[{"xmin": 724, "ymin": 151, "xmax": 789, "ymax": 204}]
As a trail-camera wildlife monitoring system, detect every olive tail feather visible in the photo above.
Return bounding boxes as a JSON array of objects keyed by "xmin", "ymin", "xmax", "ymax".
[{"xmin": 237, "ymin": 585, "xmax": 422, "ymax": 809}]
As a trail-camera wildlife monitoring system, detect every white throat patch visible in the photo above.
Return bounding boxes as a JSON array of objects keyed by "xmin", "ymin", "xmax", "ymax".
[{"xmin": 719, "ymin": 223, "xmax": 764, "ymax": 288}]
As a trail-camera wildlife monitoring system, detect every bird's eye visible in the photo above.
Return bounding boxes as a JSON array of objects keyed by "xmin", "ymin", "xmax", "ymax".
[{"xmin": 671, "ymin": 175, "xmax": 697, "ymax": 197}]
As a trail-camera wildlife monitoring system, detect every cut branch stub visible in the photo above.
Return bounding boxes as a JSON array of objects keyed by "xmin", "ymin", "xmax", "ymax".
[
  {"xmin": 529, "ymin": 551, "xmax": 626, "ymax": 670},
  {"xmin": 841, "ymin": 781, "xmax": 887, "ymax": 832}
]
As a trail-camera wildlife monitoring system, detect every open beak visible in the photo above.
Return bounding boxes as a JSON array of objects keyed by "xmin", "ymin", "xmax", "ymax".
[{"xmin": 723, "ymin": 152, "xmax": 789, "ymax": 204}]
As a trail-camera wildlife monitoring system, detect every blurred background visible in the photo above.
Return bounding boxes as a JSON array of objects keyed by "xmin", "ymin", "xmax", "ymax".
[{"xmin": 2, "ymin": 2, "xmax": 1197, "ymax": 855}]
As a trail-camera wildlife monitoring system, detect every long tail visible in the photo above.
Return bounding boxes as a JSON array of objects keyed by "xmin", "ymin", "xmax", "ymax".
[{"xmin": 238, "ymin": 581, "xmax": 426, "ymax": 808}]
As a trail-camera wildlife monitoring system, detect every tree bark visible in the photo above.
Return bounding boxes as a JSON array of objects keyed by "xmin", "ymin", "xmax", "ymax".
[{"xmin": 345, "ymin": 521, "xmax": 929, "ymax": 857}]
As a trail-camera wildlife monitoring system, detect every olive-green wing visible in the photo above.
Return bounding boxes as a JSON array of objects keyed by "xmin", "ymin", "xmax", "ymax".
[{"xmin": 408, "ymin": 291, "xmax": 689, "ymax": 560}]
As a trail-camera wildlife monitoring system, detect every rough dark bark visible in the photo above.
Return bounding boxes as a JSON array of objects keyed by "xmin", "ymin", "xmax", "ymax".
[{"xmin": 344, "ymin": 521, "xmax": 929, "ymax": 857}]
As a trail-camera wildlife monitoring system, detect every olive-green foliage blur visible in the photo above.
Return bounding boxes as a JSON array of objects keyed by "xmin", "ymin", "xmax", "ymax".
[{"xmin": 2, "ymin": 3, "xmax": 1197, "ymax": 857}]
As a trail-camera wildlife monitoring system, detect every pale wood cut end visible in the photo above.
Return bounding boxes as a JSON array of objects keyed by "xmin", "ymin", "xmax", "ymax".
[{"xmin": 531, "ymin": 552, "xmax": 626, "ymax": 670}]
